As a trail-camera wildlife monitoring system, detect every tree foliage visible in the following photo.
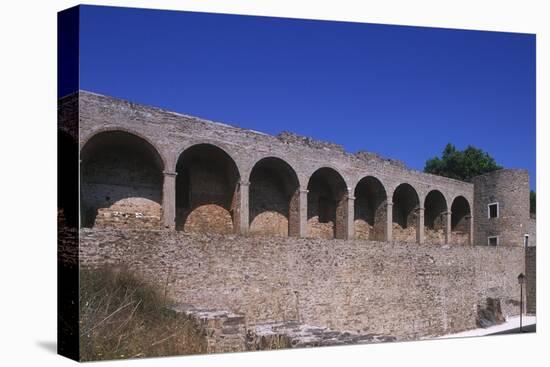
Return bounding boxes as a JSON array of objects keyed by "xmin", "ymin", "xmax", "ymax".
[{"xmin": 424, "ymin": 143, "xmax": 502, "ymax": 182}]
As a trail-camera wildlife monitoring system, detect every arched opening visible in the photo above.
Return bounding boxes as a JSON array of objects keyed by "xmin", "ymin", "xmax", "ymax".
[
  {"xmin": 354, "ymin": 176, "xmax": 387, "ymax": 241},
  {"xmin": 424, "ymin": 190, "xmax": 447, "ymax": 244},
  {"xmin": 175, "ymin": 144, "xmax": 239, "ymax": 234},
  {"xmin": 451, "ymin": 196, "xmax": 471, "ymax": 245},
  {"xmin": 249, "ymin": 157, "xmax": 300, "ymax": 237},
  {"xmin": 307, "ymin": 167, "xmax": 347, "ymax": 239},
  {"xmin": 80, "ymin": 131, "xmax": 164, "ymax": 228},
  {"xmin": 58, "ymin": 130, "xmax": 78, "ymax": 228},
  {"xmin": 392, "ymin": 183, "xmax": 420, "ymax": 243}
]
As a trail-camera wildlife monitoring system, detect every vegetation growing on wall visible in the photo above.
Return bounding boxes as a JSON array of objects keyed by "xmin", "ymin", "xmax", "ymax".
[{"xmin": 424, "ymin": 143, "xmax": 502, "ymax": 182}]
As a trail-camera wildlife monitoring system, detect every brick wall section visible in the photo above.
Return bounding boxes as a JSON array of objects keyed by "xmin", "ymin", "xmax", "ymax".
[
  {"xmin": 79, "ymin": 229, "xmax": 525, "ymax": 340},
  {"xmin": 170, "ymin": 305, "xmax": 247, "ymax": 353},
  {"xmin": 525, "ymin": 246, "xmax": 536, "ymax": 314},
  {"xmin": 473, "ymin": 169, "xmax": 530, "ymax": 247}
]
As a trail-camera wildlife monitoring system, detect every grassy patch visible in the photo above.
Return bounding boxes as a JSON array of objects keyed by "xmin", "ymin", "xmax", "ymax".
[{"xmin": 79, "ymin": 266, "xmax": 206, "ymax": 361}]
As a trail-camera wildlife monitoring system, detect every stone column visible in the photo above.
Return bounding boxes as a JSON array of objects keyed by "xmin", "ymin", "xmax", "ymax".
[
  {"xmin": 416, "ymin": 207, "xmax": 425, "ymax": 244},
  {"xmin": 238, "ymin": 180, "xmax": 250, "ymax": 235},
  {"xmin": 467, "ymin": 215, "xmax": 474, "ymax": 245},
  {"xmin": 162, "ymin": 171, "xmax": 177, "ymax": 229},
  {"xmin": 345, "ymin": 194, "xmax": 355, "ymax": 240},
  {"xmin": 298, "ymin": 188, "xmax": 309, "ymax": 238},
  {"xmin": 444, "ymin": 211, "xmax": 452, "ymax": 244},
  {"xmin": 385, "ymin": 201, "xmax": 393, "ymax": 242}
]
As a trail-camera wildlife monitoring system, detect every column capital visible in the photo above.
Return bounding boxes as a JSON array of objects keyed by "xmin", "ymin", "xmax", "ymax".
[
  {"xmin": 347, "ymin": 195, "xmax": 356, "ymax": 201},
  {"xmin": 299, "ymin": 188, "xmax": 309, "ymax": 194},
  {"xmin": 416, "ymin": 206, "xmax": 425, "ymax": 212},
  {"xmin": 239, "ymin": 180, "xmax": 250, "ymax": 187},
  {"xmin": 163, "ymin": 170, "xmax": 178, "ymax": 177},
  {"xmin": 386, "ymin": 201, "xmax": 393, "ymax": 207},
  {"xmin": 444, "ymin": 211, "xmax": 452, "ymax": 215}
]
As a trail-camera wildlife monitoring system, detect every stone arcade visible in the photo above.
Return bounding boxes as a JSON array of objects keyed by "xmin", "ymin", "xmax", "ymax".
[{"xmin": 59, "ymin": 91, "xmax": 536, "ymax": 351}]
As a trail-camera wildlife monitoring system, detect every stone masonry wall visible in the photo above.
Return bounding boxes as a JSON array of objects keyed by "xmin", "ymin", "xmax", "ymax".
[
  {"xmin": 528, "ymin": 218, "xmax": 536, "ymax": 247},
  {"xmin": 175, "ymin": 145, "xmax": 238, "ymax": 234},
  {"xmin": 79, "ymin": 229, "xmax": 525, "ymax": 340},
  {"xmin": 451, "ymin": 231, "xmax": 469, "ymax": 245},
  {"xmin": 249, "ymin": 166, "xmax": 290, "ymax": 236},
  {"xmin": 354, "ymin": 178, "xmax": 386, "ymax": 241},
  {"xmin": 473, "ymin": 169, "xmax": 530, "ymax": 247},
  {"xmin": 80, "ymin": 132, "xmax": 163, "ymax": 229},
  {"xmin": 525, "ymin": 246, "xmax": 536, "ymax": 314}
]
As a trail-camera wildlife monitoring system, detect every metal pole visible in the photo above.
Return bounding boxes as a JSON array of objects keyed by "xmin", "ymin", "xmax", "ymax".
[{"xmin": 520, "ymin": 282, "xmax": 523, "ymax": 332}]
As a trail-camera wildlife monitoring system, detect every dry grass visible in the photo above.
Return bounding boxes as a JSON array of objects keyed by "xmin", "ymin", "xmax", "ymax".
[{"xmin": 79, "ymin": 266, "xmax": 206, "ymax": 361}]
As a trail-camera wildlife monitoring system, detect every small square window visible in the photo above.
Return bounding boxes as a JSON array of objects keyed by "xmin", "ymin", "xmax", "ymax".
[
  {"xmin": 488, "ymin": 236, "xmax": 498, "ymax": 246},
  {"xmin": 488, "ymin": 203, "xmax": 499, "ymax": 218}
]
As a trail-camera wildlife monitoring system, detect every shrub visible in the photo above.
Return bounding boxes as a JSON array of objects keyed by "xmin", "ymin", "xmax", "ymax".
[{"xmin": 79, "ymin": 266, "xmax": 206, "ymax": 361}]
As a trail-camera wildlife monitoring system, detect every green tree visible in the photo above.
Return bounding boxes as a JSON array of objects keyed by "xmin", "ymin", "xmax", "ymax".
[
  {"xmin": 530, "ymin": 190, "xmax": 536, "ymax": 217},
  {"xmin": 424, "ymin": 143, "xmax": 502, "ymax": 182}
]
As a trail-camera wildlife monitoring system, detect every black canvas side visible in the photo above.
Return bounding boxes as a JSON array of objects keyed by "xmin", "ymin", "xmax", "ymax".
[{"xmin": 57, "ymin": 5, "xmax": 80, "ymax": 362}]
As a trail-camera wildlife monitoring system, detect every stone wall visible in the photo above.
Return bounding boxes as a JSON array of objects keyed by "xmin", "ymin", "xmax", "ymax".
[
  {"xmin": 525, "ymin": 246, "xmax": 536, "ymax": 314},
  {"xmin": 354, "ymin": 177, "xmax": 387, "ymax": 241},
  {"xmin": 451, "ymin": 231, "xmax": 469, "ymax": 245},
  {"xmin": 171, "ymin": 305, "xmax": 247, "ymax": 353},
  {"xmin": 175, "ymin": 144, "xmax": 239, "ymax": 234},
  {"xmin": 80, "ymin": 131, "xmax": 164, "ymax": 229},
  {"xmin": 79, "ymin": 229, "xmax": 526, "ymax": 340},
  {"xmin": 528, "ymin": 218, "xmax": 536, "ymax": 247},
  {"xmin": 249, "ymin": 165, "xmax": 291, "ymax": 236}
]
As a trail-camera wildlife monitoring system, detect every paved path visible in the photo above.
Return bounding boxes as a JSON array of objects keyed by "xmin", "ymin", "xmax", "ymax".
[
  {"xmin": 437, "ymin": 315, "xmax": 536, "ymax": 339},
  {"xmin": 488, "ymin": 323, "xmax": 536, "ymax": 335}
]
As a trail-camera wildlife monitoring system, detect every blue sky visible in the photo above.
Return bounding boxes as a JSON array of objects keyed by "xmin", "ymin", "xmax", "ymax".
[{"xmin": 73, "ymin": 5, "xmax": 536, "ymax": 189}]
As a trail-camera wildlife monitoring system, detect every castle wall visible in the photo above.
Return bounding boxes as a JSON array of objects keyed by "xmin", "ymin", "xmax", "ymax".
[{"xmin": 79, "ymin": 229, "xmax": 525, "ymax": 339}]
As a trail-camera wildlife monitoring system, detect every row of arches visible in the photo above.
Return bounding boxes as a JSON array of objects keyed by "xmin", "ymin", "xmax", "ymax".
[{"xmin": 69, "ymin": 130, "xmax": 472, "ymax": 244}]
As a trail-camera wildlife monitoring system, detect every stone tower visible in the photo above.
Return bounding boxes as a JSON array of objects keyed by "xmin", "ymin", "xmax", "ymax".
[{"xmin": 473, "ymin": 169, "xmax": 530, "ymax": 247}]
